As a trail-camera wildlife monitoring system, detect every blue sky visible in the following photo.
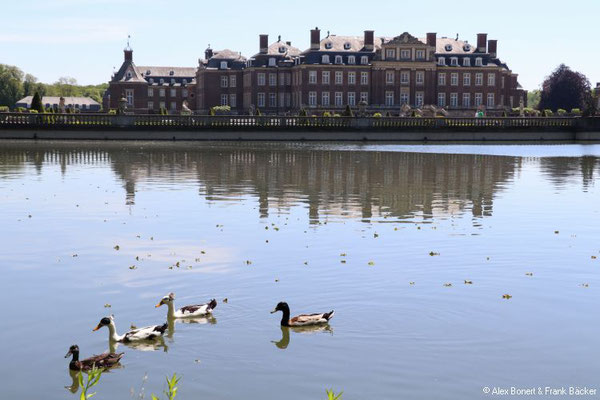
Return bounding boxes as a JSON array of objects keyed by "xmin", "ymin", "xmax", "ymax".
[{"xmin": 1, "ymin": 0, "xmax": 598, "ymax": 91}]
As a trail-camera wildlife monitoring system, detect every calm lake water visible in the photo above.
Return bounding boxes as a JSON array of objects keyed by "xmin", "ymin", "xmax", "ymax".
[{"xmin": 1, "ymin": 141, "xmax": 600, "ymax": 400}]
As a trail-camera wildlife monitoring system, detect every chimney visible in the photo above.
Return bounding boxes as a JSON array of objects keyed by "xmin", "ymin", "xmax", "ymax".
[
  {"xmin": 286, "ymin": 41, "xmax": 292, "ymax": 46},
  {"xmin": 124, "ymin": 48, "xmax": 133, "ymax": 62},
  {"xmin": 488, "ymin": 39, "xmax": 497, "ymax": 57},
  {"xmin": 310, "ymin": 27, "xmax": 321, "ymax": 50},
  {"xmin": 426, "ymin": 32, "xmax": 437, "ymax": 47},
  {"xmin": 205, "ymin": 46, "xmax": 213, "ymax": 60},
  {"xmin": 259, "ymin": 34, "xmax": 268, "ymax": 54},
  {"xmin": 477, "ymin": 33, "xmax": 488, "ymax": 53},
  {"xmin": 364, "ymin": 30, "xmax": 374, "ymax": 51}
]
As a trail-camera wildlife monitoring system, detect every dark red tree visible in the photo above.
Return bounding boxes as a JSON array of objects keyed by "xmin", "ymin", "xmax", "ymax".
[{"xmin": 538, "ymin": 64, "xmax": 591, "ymax": 112}]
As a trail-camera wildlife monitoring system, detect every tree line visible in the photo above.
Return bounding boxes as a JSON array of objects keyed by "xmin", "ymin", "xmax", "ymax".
[{"xmin": 0, "ymin": 63, "xmax": 107, "ymax": 108}]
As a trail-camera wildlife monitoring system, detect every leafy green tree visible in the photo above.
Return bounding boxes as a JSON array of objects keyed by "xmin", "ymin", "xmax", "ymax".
[
  {"xmin": 0, "ymin": 64, "xmax": 24, "ymax": 107},
  {"xmin": 538, "ymin": 64, "xmax": 591, "ymax": 112},
  {"xmin": 31, "ymin": 91, "xmax": 45, "ymax": 113},
  {"xmin": 527, "ymin": 90, "xmax": 540, "ymax": 110}
]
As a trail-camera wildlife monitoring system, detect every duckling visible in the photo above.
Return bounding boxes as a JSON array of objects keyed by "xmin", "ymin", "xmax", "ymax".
[
  {"xmin": 93, "ymin": 315, "xmax": 167, "ymax": 342},
  {"xmin": 64, "ymin": 344, "xmax": 123, "ymax": 371},
  {"xmin": 270, "ymin": 302, "xmax": 334, "ymax": 327},
  {"xmin": 156, "ymin": 292, "xmax": 217, "ymax": 319}
]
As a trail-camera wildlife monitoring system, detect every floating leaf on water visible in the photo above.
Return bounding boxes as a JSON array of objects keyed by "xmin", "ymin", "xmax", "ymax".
[
  {"xmin": 28, "ymin": 214, "xmax": 32, "ymax": 218},
  {"xmin": 417, "ymin": 226, "xmax": 421, "ymax": 230},
  {"xmin": 150, "ymin": 236, "xmax": 154, "ymax": 240},
  {"xmin": 304, "ymin": 261, "xmax": 308, "ymax": 265},
  {"xmin": 429, "ymin": 251, "xmax": 440, "ymax": 256},
  {"xmin": 72, "ymin": 254, "xmax": 78, "ymax": 257},
  {"xmin": 464, "ymin": 280, "xmax": 473, "ymax": 284},
  {"xmin": 275, "ymin": 279, "xmax": 279, "ymax": 282},
  {"xmin": 222, "ymin": 298, "xmax": 228, "ymax": 303},
  {"xmin": 502, "ymin": 294, "xmax": 512, "ymax": 299},
  {"xmin": 194, "ymin": 359, "xmax": 201, "ymax": 364},
  {"xmin": 265, "ymin": 226, "xmax": 269, "ymax": 230},
  {"xmin": 176, "ymin": 261, "xmax": 180, "ymax": 267},
  {"xmin": 580, "ymin": 283, "xmax": 589, "ymax": 288},
  {"xmin": 443, "ymin": 283, "xmax": 452, "ymax": 287},
  {"xmin": 374, "ymin": 233, "xmax": 379, "ymax": 238},
  {"xmin": 486, "ymin": 257, "xmax": 490, "ymax": 261},
  {"xmin": 245, "ymin": 260, "xmax": 252, "ymax": 265},
  {"xmin": 340, "ymin": 253, "xmax": 347, "ymax": 257},
  {"xmin": 135, "ymin": 256, "xmax": 139, "ymax": 261},
  {"xmin": 340, "ymin": 260, "xmax": 346, "ymax": 264},
  {"xmin": 409, "ymin": 282, "xmax": 415, "ymax": 285},
  {"xmin": 129, "ymin": 265, "xmax": 137, "ymax": 270},
  {"xmin": 274, "ymin": 227, "xmax": 279, "ymax": 231},
  {"xmin": 592, "ymin": 256, "xmax": 597, "ymax": 260},
  {"xmin": 368, "ymin": 261, "xmax": 375, "ymax": 266},
  {"xmin": 104, "ymin": 304, "xmax": 111, "ymax": 308},
  {"xmin": 394, "ymin": 227, "xmax": 398, "ymax": 231},
  {"xmin": 265, "ymin": 240, "xmax": 269, "ymax": 243},
  {"xmin": 113, "ymin": 245, "xmax": 120, "ymax": 251},
  {"xmin": 136, "ymin": 235, "xmax": 141, "ymax": 238},
  {"xmin": 554, "ymin": 231, "xmax": 559, "ymax": 234},
  {"xmin": 201, "ymin": 250, "xmax": 206, "ymax": 254},
  {"xmin": 525, "ymin": 272, "xmax": 533, "ymax": 276}
]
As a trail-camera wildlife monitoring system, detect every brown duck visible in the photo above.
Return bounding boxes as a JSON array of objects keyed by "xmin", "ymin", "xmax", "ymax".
[{"xmin": 65, "ymin": 344, "xmax": 124, "ymax": 371}]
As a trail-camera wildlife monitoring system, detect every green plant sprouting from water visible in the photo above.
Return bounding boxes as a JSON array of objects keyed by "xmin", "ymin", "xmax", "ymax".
[
  {"xmin": 326, "ymin": 388, "xmax": 343, "ymax": 400},
  {"xmin": 77, "ymin": 365, "xmax": 103, "ymax": 400},
  {"xmin": 151, "ymin": 373, "xmax": 182, "ymax": 400}
]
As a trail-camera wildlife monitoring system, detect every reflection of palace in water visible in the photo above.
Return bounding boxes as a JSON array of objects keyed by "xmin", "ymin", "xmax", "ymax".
[{"xmin": 1, "ymin": 143, "xmax": 598, "ymax": 222}]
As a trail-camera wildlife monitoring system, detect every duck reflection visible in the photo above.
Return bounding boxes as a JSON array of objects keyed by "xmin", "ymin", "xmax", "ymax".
[
  {"xmin": 65, "ymin": 369, "xmax": 79, "ymax": 394},
  {"xmin": 165, "ymin": 315, "xmax": 217, "ymax": 339},
  {"xmin": 271, "ymin": 324, "xmax": 333, "ymax": 350},
  {"xmin": 108, "ymin": 336, "xmax": 168, "ymax": 353}
]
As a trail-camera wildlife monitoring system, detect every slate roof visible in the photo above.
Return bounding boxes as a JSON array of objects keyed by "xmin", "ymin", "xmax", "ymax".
[
  {"xmin": 433, "ymin": 37, "xmax": 477, "ymax": 54},
  {"xmin": 211, "ymin": 49, "xmax": 246, "ymax": 61},
  {"xmin": 139, "ymin": 66, "xmax": 196, "ymax": 78},
  {"xmin": 16, "ymin": 96, "xmax": 100, "ymax": 107},
  {"xmin": 313, "ymin": 35, "xmax": 389, "ymax": 53}
]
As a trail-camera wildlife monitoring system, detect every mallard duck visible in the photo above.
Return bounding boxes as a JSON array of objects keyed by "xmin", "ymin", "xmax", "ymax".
[
  {"xmin": 156, "ymin": 292, "xmax": 217, "ymax": 319},
  {"xmin": 270, "ymin": 302, "xmax": 334, "ymax": 327},
  {"xmin": 93, "ymin": 315, "xmax": 168, "ymax": 342},
  {"xmin": 64, "ymin": 344, "xmax": 123, "ymax": 371}
]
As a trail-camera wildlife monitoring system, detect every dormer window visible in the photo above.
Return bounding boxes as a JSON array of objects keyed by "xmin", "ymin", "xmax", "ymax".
[
  {"xmin": 475, "ymin": 57, "xmax": 483, "ymax": 66},
  {"xmin": 182, "ymin": 79, "xmax": 187, "ymax": 84},
  {"xmin": 220, "ymin": 61, "xmax": 228, "ymax": 69},
  {"xmin": 325, "ymin": 42, "xmax": 333, "ymax": 49},
  {"xmin": 322, "ymin": 55, "xmax": 330, "ymax": 64},
  {"xmin": 445, "ymin": 44, "xmax": 453, "ymax": 52},
  {"xmin": 268, "ymin": 58, "xmax": 276, "ymax": 67},
  {"xmin": 361, "ymin": 56, "xmax": 369, "ymax": 65},
  {"xmin": 160, "ymin": 78, "xmax": 164, "ymax": 84},
  {"xmin": 126, "ymin": 71, "xmax": 132, "ymax": 78},
  {"xmin": 146, "ymin": 70, "xmax": 151, "ymax": 75},
  {"xmin": 343, "ymin": 42, "xmax": 351, "ymax": 50},
  {"xmin": 463, "ymin": 44, "xmax": 471, "ymax": 52},
  {"xmin": 463, "ymin": 58, "xmax": 471, "ymax": 67},
  {"xmin": 149, "ymin": 78, "xmax": 154, "ymax": 84},
  {"xmin": 438, "ymin": 57, "xmax": 446, "ymax": 66},
  {"xmin": 348, "ymin": 55, "xmax": 355, "ymax": 64},
  {"xmin": 171, "ymin": 78, "xmax": 175, "ymax": 84},
  {"xmin": 169, "ymin": 70, "xmax": 174, "ymax": 76},
  {"xmin": 335, "ymin": 55, "xmax": 343, "ymax": 64},
  {"xmin": 450, "ymin": 57, "xmax": 458, "ymax": 66},
  {"xmin": 278, "ymin": 46, "xmax": 286, "ymax": 53}
]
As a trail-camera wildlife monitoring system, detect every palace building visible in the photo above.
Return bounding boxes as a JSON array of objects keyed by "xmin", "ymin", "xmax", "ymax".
[{"xmin": 105, "ymin": 28, "xmax": 526, "ymax": 115}]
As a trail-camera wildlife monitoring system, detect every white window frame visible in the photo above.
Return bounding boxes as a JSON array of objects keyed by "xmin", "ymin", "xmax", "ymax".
[
  {"xmin": 322, "ymin": 55, "xmax": 330, "ymax": 64},
  {"xmin": 148, "ymin": 88, "xmax": 154, "ymax": 97},
  {"xmin": 463, "ymin": 73, "xmax": 471, "ymax": 86},
  {"xmin": 220, "ymin": 61, "xmax": 227, "ymax": 69},
  {"xmin": 269, "ymin": 93, "xmax": 277, "ymax": 107},
  {"xmin": 335, "ymin": 71, "xmax": 343, "ymax": 85},
  {"xmin": 488, "ymin": 73, "xmax": 496, "ymax": 86},
  {"xmin": 360, "ymin": 92, "xmax": 368, "ymax": 104},
  {"xmin": 230, "ymin": 75, "xmax": 237, "ymax": 88},
  {"xmin": 257, "ymin": 73, "xmax": 266, "ymax": 86},
  {"xmin": 360, "ymin": 72, "xmax": 368, "ymax": 85},
  {"xmin": 386, "ymin": 70, "xmax": 394, "ymax": 84},
  {"xmin": 450, "ymin": 93, "xmax": 458, "ymax": 107},
  {"xmin": 438, "ymin": 57, "xmax": 445, "ymax": 66},
  {"xmin": 385, "ymin": 49, "xmax": 396, "ymax": 59},
  {"xmin": 170, "ymin": 88, "xmax": 176, "ymax": 97},
  {"xmin": 475, "ymin": 93, "xmax": 483, "ymax": 106},
  {"xmin": 415, "ymin": 92, "xmax": 424, "ymax": 107},
  {"xmin": 463, "ymin": 58, "xmax": 471, "ymax": 67},
  {"xmin": 475, "ymin": 73, "xmax": 483, "ymax": 86},
  {"xmin": 322, "ymin": 91, "xmax": 330, "ymax": 106},
  {"xmin": 400, "ymin": 71, "xmax": 409, "ymax": 85},
  {"xmin": 450, "ymin": 73, "xmax": 458, "ymax": 86},
  {"xmin": 268, "ymin": 58, "xmax": 276, "ymax": 67},
  {"xmin": 309, "ymin": 71, "xmax": 317, "ymax": 84},
  {"xmin": 400, "ymin": 49, "xmax": 411, "ymax": 59},
  {"xmin": 450, "ymin": 57, "xmax": 458, "ymax": 66},
  {"xmin": 335, "ymin": 55, "xmax": 343, "ymax": 64},
  {"xmin": 334, "ymin": 92, "xmax": 343, "ymax": 106},
  {"xmin": 416, "ymin": 50, "xmax": 425, "ymax": 60},
  {"xmin": 257, "ymin": 93, "xmax": 265, "ymax": 107},
  {"xmin": 230, "ymin": 94, "xmax": 236, "ymax": 108},
  {"xmin": 475, "ymin": 57, "xmax": 483, "ymax": 67},
  {"xmin": 437, "ymin": 93, "xmax": 446, "ymax": 107},
  {"xmin": 221, "ymin": 76, "xmax": 228, "ymax": 88},
  {"xmin": 322, "ymin": 71, "xmax": 330, "ymax": 84},
  {"xmin": 487, "ymin": 93, "xmax": 495, "ymax": 108},
  {"xmin": 125, "ymin": 89, "xmax": 134, "ymax": 106},
  {"xmin": 416, "ymin": 71, "xmax": 424, "ymax": 85},
  {"xmin": 269, "ymin": 73, "xmax": 276, "ymax": 86},
  {"xmin": 463, "ymin": 93, "xmax": 471, "ymax": 108},
  {"xmin": 347, "ymin": 92, "xmax": 355, "ymax": 106},
  {"xmin": 360, "ymin": 56, "xmax": 369, "ymax": 65},
  {"xmin": 220, "ymin": 94, "xmax": 228, "ymax": 106},
  {"xmin": 385, "ymin": 91, "xmax": 394, "ymax": 106},
  {"xmin": 348, "ymin": 72, "xmax": 356, "ymax": 85},
  {"xmin": 308, "ymin": 91, "xmax": 317, "ymax": 107},
  {"xmin": 438, "ymin": 73, "xmax": 446, "ymax": 86},
  {"xmin": 348, "ymin": 56, "xmax": 355, "ymax": 65}
]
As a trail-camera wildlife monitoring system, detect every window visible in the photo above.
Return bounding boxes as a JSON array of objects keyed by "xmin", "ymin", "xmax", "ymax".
[
  {"xmin": 268, "ymin": 58, "xmax": 276, "ymax": 67},
  {"xmin": 438, "ymin": 73, "xmax": 446, "ymax": 86},
  {"xmin": 386, "ymin": 70, "xmax": 394, "ymax": 84},
  {"xmin": 348, "ymin": 92, "xmax": 355, "ymax": 106},
  {"xmin": 400, "ymin": 71, "xmax": 409, "ymax": 84},
  {"xmin": 335, "ymin": 92, "xmax": 343, "ymax": 106},
  {"xmin": 444, "ymin": 44, "xmax": 453, "ymax": 52},
  {"xmin": 348, "ymin": 72, "xmax": 356, "ymax": 85},
  {"xmin": 325, "ymin": 42, "xmax": 333, "ymax": 49},
  {"xmin": 463, "ymin": 93, "xmax": 471, "ymax": 108},
  {"xmin": 322, "ymin": 55, "xmax": 330, "ymax": 64},
  {"xmin": 230, "ymin": 94, "xmax": 236, "ymax": 108},
  {"xmin": 308, "ymin": 91, "xmax": 317, "ymax": 107},
  {"xmin": 220, "ymin": 61, "xmax": 228, "ymax": 69},
  {"xmin": 269, "ymin": 93, "xmax": 276, "ymax": 107},
  {"xmin": 400, "ymin": 90, "xmax": 409, "ymax": 105},
  {"xmin": 286, "ymin": 73, "xmax": 291, "ymax": 85},
  {"xmin": 344, "ymin": 42, "xmax": 351, "ymax": 50},
  {"xmin": 220, "ymin": 94, "xmax": 228, "ymax": 106},
  {"xmin": 147, "ymin": 101, "xmax": 154, "ymax": 109},
  {"xmin": 286, "ymin": 93, "xmax": 291, "ymax": 107},
  {"xmin": 269, "ymin": 73, "xmax": 276, "ymax": 86},
  {"xmin": 415, "ymin": 92, "xmax": 424, "ymax": 107},
  {"xmin": 400, "ymin": 49, "xmax": 411, "ymax": 59},
  {"xmin": 361, "ymin": 56, "xmax": 369, "ymax": 65},
  {"xmin": 279, "ymin": 93, "xmax": 285, "ymax": 107},
  {"xmin": 385, "ymin": 91, "xmax": 394, "ymax": 106},
  {"xmin": 148, "ymin": 88, "xmax": 154, "ymax": 97},
  {"xmin": 182, "ymin": 89, "xmax": 188, "ymax": 97},
  {"xmin": 159, "ymin": 101, "xmax": 165, "ymax": 109},
  {"xmin": 182, "ymin": 79, "xmax": 187, "ymax": 85},
  {"xmin": 170, "ymin": 89, "xmax": 176, "ymax": 97},
  {"xmin": 437, "ymin": 93, "xmax": 446, "ymax": 107},
  {"xmin": 502, "ymin": 76, "xmax": 505, "ymax": 89},
  {"xmin": 360, "ymin": 72, "xmax": 368, "ymax": 85},
  {"xmin": 348, "ymin": 56, "xmax": 355, "ymax": 64},
  {"xmin": 169, "ymin": 70, "xmax": 174, "ymax": 76},
  {"xmin": 126, "ymin": 71, "xmax": 132, "ymax": 79},
  {"xmin": 170, "ymin": 102, "xmax": 176, "ymax": 110},
  {"xmin": 159, "ymin": 89, "xmax": 165, "ymax": 97},
  {"xmin": 463, "ymin": 58, "xmax": 471, "ymax": 67},
  {"xmin": 335, "ymin": 71, "xmax": 343, "ymax": 85},
  {"xmin": 221, "ymin": 76, "xmax": 228, "ymax": 88},
  {"xmin": 279, "ymin": 74, "xmax": 285, "ymax": 86},
  {"xmin": 487, "ymin": 93, "xmax": 495, "ymax": 108},
  {"xmin": 450, "ymin": 93, "xmax": 458, "ymax": 107},
  {"xmin": 475, "ymin": 58, "xmax": 483, "ymax": 66},
  {"xmin": 475, "ymin": 93, "xmax": 483, "ymax": 106},
  {"xmin": 230, "ymin": 75, "xmax": 237, "ymax": 88},
  {"xmin": 360, "ymin": 92, "xmax": 368, "ymax": 104},
  {"xmin": 438, "ymin": 57, "xmax": 446, "ymax": 66},
  {"xmin": 159, "ymin": 78, "xmax": 164, "ymax": 84},
  {"xmin": 309, "ymin": 71, "xmax": 317, "ymax": 84},
  {"xmin": 450, "ymin": 73, "xmax": 458, "ymax": 86},
  {"xmin": 125, "ymin": 89, "xmax": 133, "ymax": 106},
  {"xmin": 149, "ymin": 78, "xmax": 154, "ymax": 84},
  {"xmin": 416, "ymin": 49, "xmax": 425, "ymax": 60},
  {"xmin": 258, "ymin": 73, "xmax": 266, "ymax": 86},
  {"xmin": 475, "ymin": 73, "xmax": 483, "ymax": 86},
  {"xmin": 322, "ymin": 92, "xmax": 330, "ymax": 106},
  {"xmin": 450, "ymin": 57, "xmax": 458, "ymax": 66},
  {"xmin": 322, "ymin": 71, "xmax": 330, "ymax": 84},
  {"xmin": 416, "ymin": 71, "xmax": 424, "ymax": 85},
  {"xmin": 463, "ymin": 44, "xmax": 472, "ymax": 52},
  {"xmin": 487, "ymin": 73, "xmax": 496, "ymax": 86},
  {"xmin": 463, "ymin": 73, "xmax": 471, "ymax": 86},
  {"xmin": 335, "ymin": 55, "xmax": 343, "ymax": 64},
  {"xmin": 257, "ymin": 93, "xmax": 265, "ymax": 107},
  {"xmin": 171, "ymin": 78, "xmax": 175, "ymax": 85},
  {"xmin": 385, "ymin": 49, "xmax": 395, "ymax": 59}
]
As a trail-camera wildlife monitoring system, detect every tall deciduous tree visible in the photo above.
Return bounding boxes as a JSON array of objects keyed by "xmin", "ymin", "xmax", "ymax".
[
  {"xmin": 538, "ymin": 64, "xmax": 591, "ymax": 112},
  {"xmin": 0, "ymin": 64, "xmax": 24, "ymax": 107}
]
